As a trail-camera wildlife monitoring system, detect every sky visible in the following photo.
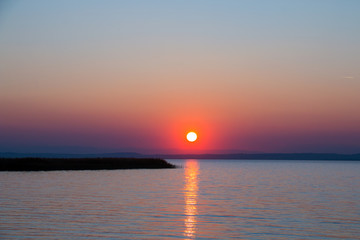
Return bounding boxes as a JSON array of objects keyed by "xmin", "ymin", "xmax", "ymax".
[{"xmin": 0, "ymin": 0, "xmax": 360, "ymax": 154}]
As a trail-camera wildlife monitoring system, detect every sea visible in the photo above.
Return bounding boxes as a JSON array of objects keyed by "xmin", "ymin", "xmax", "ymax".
[{"xmin": 0, "ymin": 159, "xmax": 359, "ymax": 239}]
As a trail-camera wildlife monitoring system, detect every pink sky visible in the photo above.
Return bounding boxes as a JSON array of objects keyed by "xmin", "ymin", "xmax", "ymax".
[{"xmin": 1, "ymin": 1, "xmax": 359, "ymax": 153}]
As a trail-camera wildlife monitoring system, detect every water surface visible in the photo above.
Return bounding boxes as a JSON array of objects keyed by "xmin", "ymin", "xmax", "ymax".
[{"xmin": 1, "ymin": 160, "xmax": 359, "ymax": 239}]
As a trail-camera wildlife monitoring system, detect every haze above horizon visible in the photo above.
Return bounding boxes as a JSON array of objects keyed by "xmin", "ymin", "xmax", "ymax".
[{"xmin": 1, "ymin": 0, "xmax": 359, "ymax": 154}]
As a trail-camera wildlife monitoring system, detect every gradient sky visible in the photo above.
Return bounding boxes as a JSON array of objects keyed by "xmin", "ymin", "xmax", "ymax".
[{"xmin": 1, "ymin": 0, "xmax": 360, "ymax": 154}]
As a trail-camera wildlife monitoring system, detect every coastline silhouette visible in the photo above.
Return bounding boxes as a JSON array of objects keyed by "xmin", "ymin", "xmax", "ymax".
[{"xmin": 0, "ymin": 157, "xmax": 176, "ymax": 171}]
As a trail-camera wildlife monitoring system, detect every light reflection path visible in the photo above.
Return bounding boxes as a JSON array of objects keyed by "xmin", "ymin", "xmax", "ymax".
[{"xmin": 184, "ymin": 160, "xmax": 199, "ymax": 240}]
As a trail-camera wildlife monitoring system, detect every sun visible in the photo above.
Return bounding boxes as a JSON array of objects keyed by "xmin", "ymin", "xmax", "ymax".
[{"xmin": 186, "ymin": 132, "xmax": 197, "ymax": 142}]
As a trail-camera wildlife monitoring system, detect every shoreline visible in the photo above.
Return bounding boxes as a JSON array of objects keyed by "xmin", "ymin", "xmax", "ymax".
[{"xmin": 0, "ymin": 157, "xmax": 177, "ymax": 171}]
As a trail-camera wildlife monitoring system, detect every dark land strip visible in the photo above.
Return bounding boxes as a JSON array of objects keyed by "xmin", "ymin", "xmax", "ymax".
[{"xmin": 0, "ymin": 158, "xmax": 177, "ymax": 171}]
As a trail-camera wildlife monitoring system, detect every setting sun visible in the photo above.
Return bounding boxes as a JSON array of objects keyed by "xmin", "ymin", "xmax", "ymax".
[{"xmin": 186, "ymin": 132, "xmax": 198, "ymax": 142}]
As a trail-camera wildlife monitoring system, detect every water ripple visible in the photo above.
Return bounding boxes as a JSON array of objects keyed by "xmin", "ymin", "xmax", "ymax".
[{"xmin": 1, "ymin": 160, "xmax": 360, "ymax": 239}]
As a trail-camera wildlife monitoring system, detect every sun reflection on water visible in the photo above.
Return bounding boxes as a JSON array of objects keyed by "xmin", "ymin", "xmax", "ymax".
[{"xmin": 184, "ymin": 160, "xmax": 199, "ymax": 240}]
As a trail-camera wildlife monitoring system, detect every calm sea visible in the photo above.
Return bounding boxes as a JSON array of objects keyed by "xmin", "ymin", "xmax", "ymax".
[{"xmin": 0, "ymin": 160, "xmax": 359, "ymax": 239}]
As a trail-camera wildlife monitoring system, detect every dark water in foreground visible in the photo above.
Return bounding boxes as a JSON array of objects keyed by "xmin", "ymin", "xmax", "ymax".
[{"xmin": 0, "ymin": 160, "xmax": 359, "ymax": 239}]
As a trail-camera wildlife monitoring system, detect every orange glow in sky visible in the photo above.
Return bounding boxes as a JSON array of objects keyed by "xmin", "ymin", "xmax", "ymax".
[{"xmin": 1, "ymin": 1, "xmax": 360, "ymax": 154}]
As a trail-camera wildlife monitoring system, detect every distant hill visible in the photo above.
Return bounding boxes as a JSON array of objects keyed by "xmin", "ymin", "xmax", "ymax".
[
  {"xmin": 1, "ymin": 152, "xmax": 360, "ymax": 160},
  {"xmin": 0, "ymin": 152, "xmax": 142, "ymax": 159},
  {"xmin": 154, "ymin": 153, "xmax": 360, "ymax": 160}
]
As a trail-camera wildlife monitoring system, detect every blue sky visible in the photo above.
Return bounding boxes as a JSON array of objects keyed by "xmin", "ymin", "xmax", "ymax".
[{"xmin": 1, "ymin": 0, "xmax": 359, "ymax": 153}]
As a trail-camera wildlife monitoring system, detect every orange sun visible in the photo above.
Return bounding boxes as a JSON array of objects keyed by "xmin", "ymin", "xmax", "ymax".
[{"xmin": 186, "ymin": 132, "xmax": 197, "ymax": 142}]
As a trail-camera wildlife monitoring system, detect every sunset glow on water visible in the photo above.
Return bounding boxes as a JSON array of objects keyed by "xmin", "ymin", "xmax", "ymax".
[
  {"xmin": 0, "ymin": 1, "xmax": 360, "ymax": 239},
  {"xmin": 1, "ymin": 160, "xmax": 359, "ymax": 239},
  {"xmin": 184, "ymin": 160, "xmax": 199, "ymax": 239}
]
